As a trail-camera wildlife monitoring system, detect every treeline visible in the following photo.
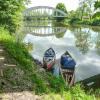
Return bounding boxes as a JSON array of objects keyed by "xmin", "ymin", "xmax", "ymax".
[
  {"xmin": 0, "ymin": 0, "xmax": 29, "ymax": 33},
  {"xmin": 56, "ymin": 0, "xmax": 100, "ymax": 26}
]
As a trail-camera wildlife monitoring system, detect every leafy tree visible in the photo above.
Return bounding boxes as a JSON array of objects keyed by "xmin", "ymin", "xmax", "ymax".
[
  {"xmin": 85, "ymin": 0, "xmax": 95, "ymax": 20},
  {"xmin": 0, "ymin": 0, "xmax": 29, "ymax": 33},
  {"xmin": 94, "ymin": 0, "xmax": 100, "ymax": 9},
  {"xmin": 55, "ymin": 3, "xmax": 67, "ymax": 21},
  {"xmin": 56, "ymin": 3, "xmax": 67, "ymax": 14},
  {"xmin": 92, "ymin": 12, "xmax": 100, "ymax": 18},
  {"xmin": 93, "ymin": 0, "xmax": 100, "ymax": 19},
  {"xmin": 78, "ymin": 0, "xmax": 87, "ymax": 20},
  {"xmin": 68, "ymin": 10, "xmax": 78, "ymax": 19},
  {"xmin": 78, "ymin": 0, "xmax": 95, "ymax": 20}
]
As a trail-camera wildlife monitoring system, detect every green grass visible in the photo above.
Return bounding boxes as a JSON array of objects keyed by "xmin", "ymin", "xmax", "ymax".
[
  {"xmin": 0, "ymin": 27, "xmax": 66, "ymax": 94},
  {"xmin": 0, "ymin": 26, "xmax": 99, "ymax": 99},
  {"xmin": 63, "ymin": 18, "xmax": 100, "ymax": 26},
  {"xmin": 41, "ymin": 84, "xmax": 96, "ymax": 100}
]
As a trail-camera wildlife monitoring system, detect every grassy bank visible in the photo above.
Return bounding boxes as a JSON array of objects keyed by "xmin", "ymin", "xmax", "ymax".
[
  {"xmin": 63, "ymin": 18, "xmax": 100, "ymax": 26},
  {"xmin": 0, "ymin": 27, "xmax": 66, "ymax": 94},
  {"xmin": 0, "ymin": 27, "xmax": 99, "ymax": 99}
]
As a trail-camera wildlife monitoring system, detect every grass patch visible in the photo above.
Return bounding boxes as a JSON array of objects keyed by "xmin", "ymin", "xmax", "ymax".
[{"xmin": 0, "ymin": 27, "xmax": 99, "ymax": 99}]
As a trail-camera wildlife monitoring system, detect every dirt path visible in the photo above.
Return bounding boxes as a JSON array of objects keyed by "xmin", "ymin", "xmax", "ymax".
[
  {"xmin": 0, "ymin": 91, "xmax": 41, "ymax": 100},
  {"xmin": 0, "ymin": 44, "xmax": 42, "ymax": 100}
]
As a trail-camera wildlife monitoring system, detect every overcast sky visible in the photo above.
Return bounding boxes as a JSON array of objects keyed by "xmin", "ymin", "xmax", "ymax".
[{"xmin": 28, "ymin": 0, "xmax": 79, "ymax": 11}]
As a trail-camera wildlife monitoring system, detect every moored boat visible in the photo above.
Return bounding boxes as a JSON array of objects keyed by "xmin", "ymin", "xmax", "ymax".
[
  {"xmin": 60, "ymin": 51, "xmax": 76, "ymax": 86},
  {"xmin": 43, "ymin": 48, "xmax": 56, "ymax": 70}
]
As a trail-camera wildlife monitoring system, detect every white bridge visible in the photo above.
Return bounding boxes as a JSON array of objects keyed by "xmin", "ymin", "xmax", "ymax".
[
  {"xmin": 23, "ymin": 6, "xmax": 67, "ymax": 36},
  {"xmin": 23, "ymin": 6, "xmax": 67, "ymax": 18}
]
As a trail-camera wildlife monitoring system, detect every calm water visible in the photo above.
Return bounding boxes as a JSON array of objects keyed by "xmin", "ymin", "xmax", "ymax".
[{"xmin": 23, "ymin": 25, "xmax": 100, "ymax": 82}]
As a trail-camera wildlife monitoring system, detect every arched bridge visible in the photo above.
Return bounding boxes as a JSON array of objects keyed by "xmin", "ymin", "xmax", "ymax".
[
  {"xmin": 23, "ymin": 26, "xmax": 66, "ymax": 37},
  {"xmin": 23, "ymin": 6, "xmax": 67, "ymax": 19},
  {"xmin": 23, "ymin": 6, "xmax": 67, "ymax": 36}
]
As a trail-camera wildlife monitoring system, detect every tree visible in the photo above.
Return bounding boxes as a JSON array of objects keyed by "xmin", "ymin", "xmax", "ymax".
[
  {"xmin": 0, "ymin": 0, "xmax": 29, "ymax": 33},
  {"xmin": 93, "ymin": 0, "xmax": 100, "ymax": 19},
  {"xmin": 78, "ymin": 0, "xmax": 88, "ymax": 20},
  {"xmin": 68, "ymin": 10, "xmax": 77, "ymax": 19},
  {"xmin": 77, "ymin": 0, "xmax": 95, "ymax": 20},
  {"xmin": 55, "ymin": 3, "xmax": 67, "ymax": 21},
  {"xmin": 85, "ymin": 0, "xmax": 95, "ymax": 20},
  {"xmin": 94, "ymin": 0, "xmax": 100, "ymax": 9},
  {"xmin": 56, "ymin": 3, "xmax": 67, "ymax": 14}
]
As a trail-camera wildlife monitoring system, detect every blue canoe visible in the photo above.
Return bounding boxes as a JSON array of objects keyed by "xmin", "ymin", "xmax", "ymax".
[
  {"xmin": 60, "ymin": 51, "xmax": 76, "ymax": 86},
  {"xmin": 60, "ymin": 51, "xmax": 76, "ymax": 70},
  {"xmin": 43, "ymin": 48, "xmax": 56, "ymax": 70}
]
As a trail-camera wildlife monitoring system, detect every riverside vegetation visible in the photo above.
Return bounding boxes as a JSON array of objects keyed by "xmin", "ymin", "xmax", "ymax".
[
  {"xmin": 56, "ymin": 1, "xmax": 100, "ymax": 26},
  {"xmin": 0, "ymin": 27, "xmax": 100, "ymax": 100},
  {"xmin": 0, "ymin": 0, "xmax": 100, "ymax": 99}
]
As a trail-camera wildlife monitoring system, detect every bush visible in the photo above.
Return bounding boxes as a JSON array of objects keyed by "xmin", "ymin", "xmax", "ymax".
[
  {"xmin": 0, "ymin": 28, "xmax": 34, "ymax": 71},
  {"xmin": 70, "ymin": 84, "xmax": 96, "ymax": 100},
  {"xmin": 69, "ymin": 18, "xmax": 81, "ymax": 24},
  {"xmin": 80, "ymin": 20, "xmax": 91, "ymax": 25},
  {"xmin": 92, "ymin": 19, "xmax": 100, "ymax": 26}
]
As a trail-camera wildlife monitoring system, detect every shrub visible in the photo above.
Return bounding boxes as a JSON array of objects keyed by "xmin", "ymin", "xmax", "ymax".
[
  {"xmin": 80, "ymin": 20, "xmax": 91, "ymax": 25},
  {"xmin": 69, "ymin": 18, "xmax": 81, "ymax": 24},
  {"xmin": 92, "ymin": 19, "xmax": 100, "ymax": 26}
]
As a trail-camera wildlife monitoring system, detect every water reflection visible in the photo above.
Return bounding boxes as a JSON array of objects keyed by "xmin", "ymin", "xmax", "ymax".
[
  {"xmin": 23, "ymin": 19, "xmax": 66, "ymax": 37},
  {"xmin": 91, "ymin": 26, "xmax": 100, "ymax": 33},
  {"xmin": 23, "ymin": 22, "xmax": 100, "ymax": 83},
  {"xmin": 74, "ymin": 28, "xmax": 91, "ymax": 54},
  {"xmin": 24, "ymin": 42, "xmax": 33, "ymax": 52},
  {"xmin": 23, "ymin": 26, "xmax": 66, "ymax": 37},
  {"xmin": 95, "ymin": 32, "xmax": 100, "ymax": 55}
]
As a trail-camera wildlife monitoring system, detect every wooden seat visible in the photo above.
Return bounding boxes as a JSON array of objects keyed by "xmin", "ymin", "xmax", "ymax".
[{"xmin": 60, "ymin": 68, "xmax": 75, "ymax": 86}]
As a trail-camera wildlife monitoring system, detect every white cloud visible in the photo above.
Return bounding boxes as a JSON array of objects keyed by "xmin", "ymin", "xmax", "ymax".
[{"xmin": 27, "ymin": 0, "xmax": 79, "ymax": 11}]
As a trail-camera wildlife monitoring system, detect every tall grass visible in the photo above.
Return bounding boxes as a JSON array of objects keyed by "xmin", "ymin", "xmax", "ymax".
[{"xmin": 0, "ymin": 27, "xmax": 98, "ymax": 99}]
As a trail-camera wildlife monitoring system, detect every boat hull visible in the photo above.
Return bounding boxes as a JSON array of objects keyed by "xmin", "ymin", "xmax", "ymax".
[{"xmin": 43, "ymin": 48, "xmax": 56, "ymax": 70}]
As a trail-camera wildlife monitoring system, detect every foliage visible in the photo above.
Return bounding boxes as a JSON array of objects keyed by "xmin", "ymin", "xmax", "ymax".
[
  {"xmin": 77, "ymin": 0, "xmax": 95, "ymax": 20},
  {"xmin": 94, "ymin": 1, "xmax": 100, "ymax": 9},
  {"xmin": 55, "ymin": 3, "xmax": 67, "ymax": 21},
  {"xmin": 78, "ymin": 0, "xmax": 88, "ymax": 20},
  {"xmin": 80, "ymin": 20, "xmax": 91, "ymax": 25},
  {"xmin": 41, "ymin": 84, "xmax": 96, "ymax": 100},
  {"xmin": 24, "ymin": 42, "xmax": 33, "ymax": 52},
  {"xmin": 92, "ymin": 12, "xmax": 100, "ymax": 19},
  {"xmin": 56, "ymin": 3, "xmax": 67, "ymax": 13},
  {"xmin": 0, "ymin": 0, "xmax": 29, "ymax": 33},
  {"xmin": 0, "ymin": 28, "xmax": 33, "ymax": 71},
  {"xmin": 69, "ymin": 18, "xmax": 81, "ymax": 24},
  {"xmin": 92, "ymin": 19, "xmax": 100, "ymax": 26},
  {"xmin": 0, "ymin": 27, "xmax": 99, "ymax": 99},
  {"xmin": 47, "ymin": 74, "xmax": 67, "ymax": 93},
  {"xmin": 0, "ymin": 27, "xmax": 67, "ymax": 94},
  {"xmin": 68, "ymin": 10, "xmax": 79, "ymax": 19},
  {"xmin": 70, "ymin": 84, "xmax": 96, "ymax": 100}
]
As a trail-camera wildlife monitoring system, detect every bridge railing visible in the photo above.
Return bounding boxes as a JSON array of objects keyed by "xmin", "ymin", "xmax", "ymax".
[{"xmin": 23, "ymin": 6, "xmax": 67, "ymax": 19}]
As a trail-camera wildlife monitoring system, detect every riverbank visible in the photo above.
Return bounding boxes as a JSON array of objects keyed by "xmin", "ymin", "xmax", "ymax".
[
  {"xmin": 62, "ymin": 18, "xmax": 100, "ymax": 27},
  {"xmin": 0, "ymin": 27, "xmax": 99, "ymax": 99}
]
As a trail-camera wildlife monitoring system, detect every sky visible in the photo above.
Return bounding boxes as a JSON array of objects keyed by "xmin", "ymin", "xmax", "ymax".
[{"xmin": 28, "ymin": 0, "xmax": 79, "ymax": 11}]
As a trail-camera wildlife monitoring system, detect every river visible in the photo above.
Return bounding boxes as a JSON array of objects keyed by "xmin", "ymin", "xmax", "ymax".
[{"xmin": 23, "ymin": 23, "xmax": 100, "ymax": 87}]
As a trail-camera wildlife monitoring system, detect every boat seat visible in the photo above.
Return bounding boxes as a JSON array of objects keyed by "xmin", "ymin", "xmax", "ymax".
[
  {"xmin": 60, "ymin": 68, "xmax": 75, "ymax": 86},
  {"xmin": 43, "ymin": 57, "xmax": 54, "ymax": 62}
]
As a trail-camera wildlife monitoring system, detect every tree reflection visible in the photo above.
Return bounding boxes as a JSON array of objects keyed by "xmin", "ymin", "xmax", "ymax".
[
  {"xmin": 95, "ymin": 32, "xmax": 100, "ymax": 55},
  {"xmin": 55, "ymin": 31, "xmax": 66, "ymax": 38},
  {"xmin": 52, "ymin": 21, "xmax": 66, "ymax": 38},
  {"xmin": 68, "ymin": 25, "xmax": 81, "ymax": 33},
  {"xmin": 74, "ymin": 28, "xmax": 91, "ymax": 54},
  {"xmin": 91, "ymin": 26, "xmax": 100, "ymax": 33}
]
